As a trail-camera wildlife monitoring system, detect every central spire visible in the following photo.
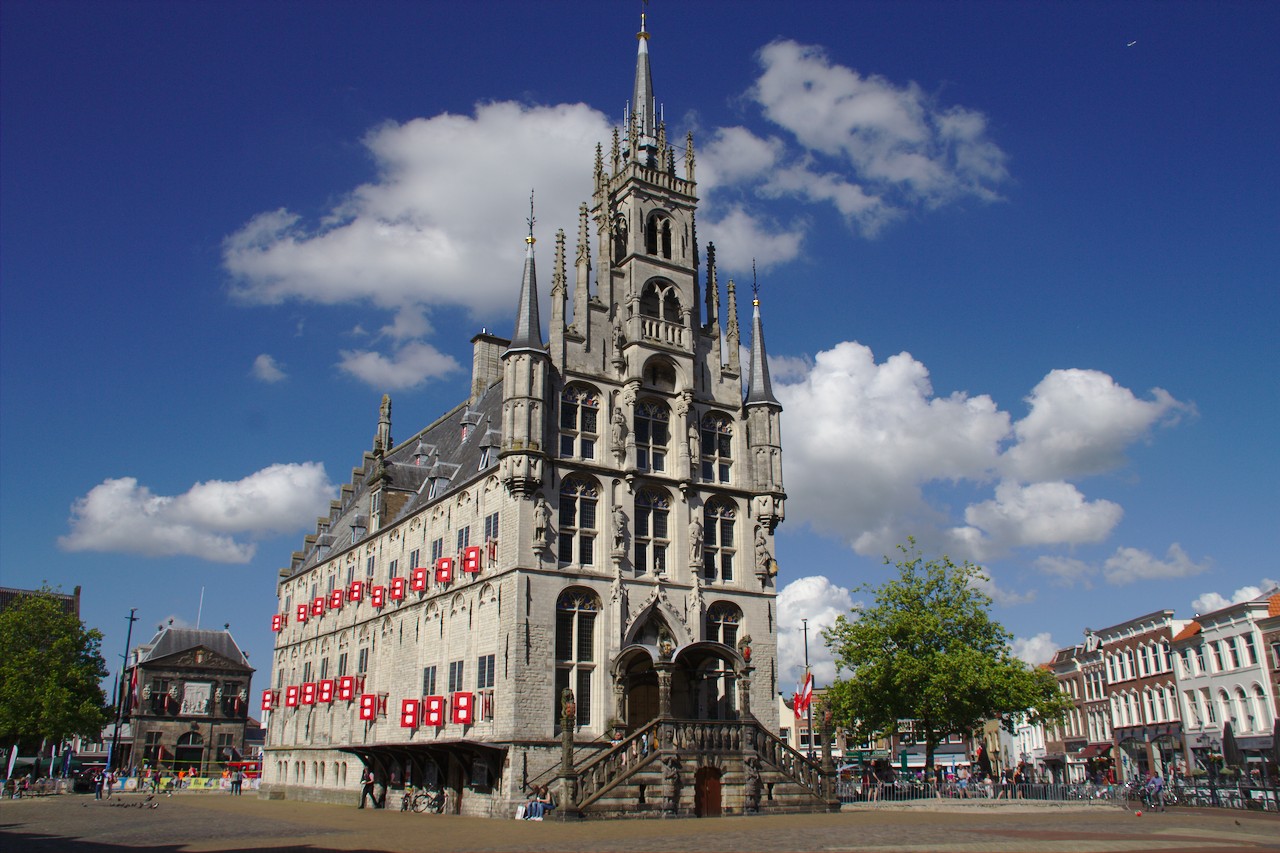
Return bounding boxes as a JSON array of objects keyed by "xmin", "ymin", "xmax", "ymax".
[
  {"xmin": 508, "ymin": 190, "xmax": 544, "ymax": 352},
  {"xmin": 627, "ymin": 10, "xmax": 659, "ymax": 167}
]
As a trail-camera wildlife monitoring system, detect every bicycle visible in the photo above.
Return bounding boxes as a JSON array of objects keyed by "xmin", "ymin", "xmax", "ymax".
[{"xmin": 401, "ymin": 785, "xmax": 446, "ymax": 813}]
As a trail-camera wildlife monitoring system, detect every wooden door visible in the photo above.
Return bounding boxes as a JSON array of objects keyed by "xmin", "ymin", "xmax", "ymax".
[{"xmin": 694, "ymin": 767, "xmax": 722, "ymax": 817}]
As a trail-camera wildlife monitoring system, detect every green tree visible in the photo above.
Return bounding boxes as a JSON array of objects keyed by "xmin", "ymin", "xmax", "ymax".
[
  {"xmin": 0, "ymin": 588, "xmax": 110, "ymax": 750},
  {"xmin": 823, "ymin": 541, "xmax": 1071, "ymax": 771}
]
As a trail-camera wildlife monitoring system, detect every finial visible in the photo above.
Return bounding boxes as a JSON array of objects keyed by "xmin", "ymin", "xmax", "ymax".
[
  {"xmin": 639, "ymin": 0, "xmax": 649, "ymax": 39},
  {"xmin": 526, "ymin": 190, "xmax": 536, "ymax": 245},
  {"xmin": 752, "ymin": 260, "xmax": 760, "ymax": 306}
]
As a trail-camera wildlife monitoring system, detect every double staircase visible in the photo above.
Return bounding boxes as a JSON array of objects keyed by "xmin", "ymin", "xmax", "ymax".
[{"xmin": 556, "ymin": 716, "xmax": 839, "ymax": 818}]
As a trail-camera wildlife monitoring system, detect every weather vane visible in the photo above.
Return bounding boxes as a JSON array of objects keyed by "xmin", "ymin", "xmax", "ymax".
[
  {"xmin": 526, "ymin": 189, "xmax": 536, "ymax": 245},
  {"xmin": 752, "ymin": 259, "xmax": 760, "ymax": 304}
]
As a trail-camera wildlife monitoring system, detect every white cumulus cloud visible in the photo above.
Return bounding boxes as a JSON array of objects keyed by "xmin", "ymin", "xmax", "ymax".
[
  {"xmin": 1191, "ymin": 578, "xmax": 1279, "ymax": 616},
  {"xmin": 1102, "ymin": 544, "xmax": 1209, "ymax": 585},
  {"xmin": 251, "ymin": 353, "xmax": 286, "ymax": 383},
  {"xmin": 776, "ymin": 575, "xmax": 857, "ymax": 689},
  {"xmin": 956, "ymin": 480, "xmax": 1123, "ymax": 557},
  {"xmin": 58, "ymin": 463, "xmax": 334, "ymax": 563},
  {"xmin": 1012, "ymin": 632, "xmax": 1059, "ymax": 666},
  {"xmin": 338, "ymin": 341, "xmax": 460, "ymax": 390}
]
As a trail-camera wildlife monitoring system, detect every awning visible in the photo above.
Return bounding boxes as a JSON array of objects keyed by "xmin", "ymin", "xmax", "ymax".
[
  {"xmin": 1237, "ymin": 735, "xmax": 1274, "ymax": 752},
  {"xmin": 1078, "ymin": 743, "xmax": 1113, "ymax": 760}
]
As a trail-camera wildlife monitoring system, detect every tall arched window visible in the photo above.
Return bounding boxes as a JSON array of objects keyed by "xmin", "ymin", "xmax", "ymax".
[
  {"xmin": 1217, "ymin": 689, "xmax": 1232, "ymax": 726},
  {"xmin": 612, "ymin": 216, "xmax": 628, "ymax": 263},
  {"xmin": 1235, "ymin": 686, "xmax": 1250, "ymax": 730},
  {"xmin": 635, "ymin": 401, "xmax": 670, "ymax": 473},
  {"xmin": 700, "ymin": 413, "xmax": 733, "ymax": 483},
  {"xmin": 558, "ymin": 478, "xmax": 599, "ymax": 567},
  {"xmin": 634, "ymin": 488, "xmax": 670, "ymax": 574},
  {"xmin": 555, "ymin": 589, "xmax": 599, "ymax": 730},
  {"xmin": 1251, "ymin": 684, "xmax": 1267, "ymax": 729},
  {"xmin": 559, "ymin": 384, "xmax": 599, "ymax": 460},
  {"xmin": 702, "ymin": 500, "xmax": 736, "ymax": 583},
  {"xmin": 645, "ymin": 213, "xmax": 672, "ymax": 258},
  {"xmin": 706, "ymin": 601, "xmax": 741, "ymax": 647}
]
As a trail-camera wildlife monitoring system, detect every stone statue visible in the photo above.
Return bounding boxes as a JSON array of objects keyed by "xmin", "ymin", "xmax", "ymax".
[
  {"xmin": 662, "ymin": 754, "xmax": 681, "ymax": 812},
  {"xmin": 755, "ymin": 525, "xmax": 770, "ymax": 574},
  {"xmin": 610, "ymin": 406, "xmax": 628, "ymax": 459},
  {"xmin": 688, "ymin": 424, "xmax": 700, "ymax": 462},
  {"xmin": 688, "ymin": 518, "xmax": 703, "ymax": 565},
  {"xmin": 612, "ymin": 505, "xmax": 627, "ymax": 552},
  {"xmin": 743, "ymin": 754, "xmax": 762, "ymax": 812},
  {"xmin": 561, "ymin": 687, "xmax": 577, "ymax": 727},
  {"xmin": 534, "ymin": 495, "xmax": 552, "ymax": 548}
]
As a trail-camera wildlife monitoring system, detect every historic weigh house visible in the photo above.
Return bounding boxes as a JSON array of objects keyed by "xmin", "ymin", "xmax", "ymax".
[{"xmin": 262, "ymin": 17, "xmax": 835, "ymax": 817}]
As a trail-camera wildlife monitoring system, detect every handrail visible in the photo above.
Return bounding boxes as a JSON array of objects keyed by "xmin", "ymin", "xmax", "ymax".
[
  {"xmin": 522, "ymin": 730, "xmax": 616, "ymax": 795},
  {"xmin": 572, "ymin": 719, "xmax": 664, "ymax": 809}
]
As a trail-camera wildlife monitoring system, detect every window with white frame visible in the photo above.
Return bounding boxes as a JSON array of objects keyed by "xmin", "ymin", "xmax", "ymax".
[
  {"xmin": 699, "ymin": 413, "xmax": 733, "ymax": 483},
  {"xmin": 702, "ymin": 499, "xmax": 736, "ymax": 583},
  {"xmin": 634, "ymin": 488, "xmax": 670, "ymax": 575},
  {"xmin": 557, "ymin": 477, "xmax": 598, "ymax": 566},
  {"xmin": 634, "ymin": 401, "xmax": 670, "ymax": 473},
  {"xmin": 559, "ymin": 384, "xmax": 600, "ymax": 460}
]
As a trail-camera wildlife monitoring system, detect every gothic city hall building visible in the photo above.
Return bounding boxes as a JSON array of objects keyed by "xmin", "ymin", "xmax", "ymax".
[{"xmin": 262, "ymin": 18, "xmax": 834, "ymax": 817}]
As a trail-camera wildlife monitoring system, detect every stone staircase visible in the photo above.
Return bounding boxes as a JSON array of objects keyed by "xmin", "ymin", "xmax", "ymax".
[{"xmin": 558, "ymin": 717, "xmax": 839, "ymax": 818}]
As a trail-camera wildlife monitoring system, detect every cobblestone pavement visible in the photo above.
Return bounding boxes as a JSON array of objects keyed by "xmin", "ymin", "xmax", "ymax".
[{"xmin": 2, "ymin": 793, "xmax": 1278, "ymax": 853}]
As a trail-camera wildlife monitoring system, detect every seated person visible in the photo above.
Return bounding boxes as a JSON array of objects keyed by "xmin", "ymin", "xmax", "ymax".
[{"xmin": 523, "ymin": 785, "xmax": 555, "ymax": 820}]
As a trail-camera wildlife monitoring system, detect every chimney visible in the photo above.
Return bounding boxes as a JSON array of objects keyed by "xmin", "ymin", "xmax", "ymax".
[{"xmin": 471, "ymin": 331, "xmax": 509, "ymax": 401}]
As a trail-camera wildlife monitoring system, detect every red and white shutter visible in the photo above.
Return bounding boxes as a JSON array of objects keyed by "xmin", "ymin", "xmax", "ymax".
[
  {"xmin": 296, "ymin": 604, "xmax": 309, "ymax": 624},
  {"xmin": 435, "ymin": 556, "xmax": 454, "ymax": 584},
  {"xmin": 301, "ymin": 682, "xmax": 317, "ymax": 705},
  {"xmin": 349, "ymin": 580, "xmax": 364, "ymax": 602},
  {"xmin": 311, "ymin": 596, "xmax": 325, "ymax": 617},
  {"xmin": 261, "ymin": 689, "xmax": 275, "ymax": 711},
  {"xmin": 285, "ymin": 685, "xmax": 300, "ymax": 708},
  {"xmin": 410, "ymin": 566, "xmax": 428, "ymax": 591},
  {"xmin": 451, "ymin": 691, "xmax": 473, "ymax": 725},
  {"xmin": 271, "ymin": 613, "xmax": 285, "ymax": 632},
  {"xmin": 400, "ymin": 698, "xmax": 421, "ymax": 728},
  {"xmin": 358, "ymin": 694, "xmax": 377, "ymax": 721},
  {"xmin": 424, "ymin": 695, "xmax": 445, "ymax": 727},
  {"xmin": 390, "ymin": 577, "xmax": 407, "ymax": 601},
  {"xmin": 462, "ymin": 545, "xmax": 482, "ymax": 573},
  {"xmin": 318, "ymin": 679, "xmax": 335, "ymax": 703},
  {"xmin": 328, "ymin": 589, "xmax": 343, "ymax": 611},
  {"xmin": 370, "ymin": 585, "xmax": 386, "ymax": 608},
  {"xmin": 337, "ymin": 676, "xmax": 356, "ymax": 702}
]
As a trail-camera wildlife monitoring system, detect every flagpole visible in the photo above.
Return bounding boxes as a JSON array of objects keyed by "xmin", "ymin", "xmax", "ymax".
[
  {"xmin": 803, "ymin": 618, "xmax": 814, "ymax": 760},
  {"xmin": 108, "ymin": 608, "xmax": 138, "ymax": 774}
]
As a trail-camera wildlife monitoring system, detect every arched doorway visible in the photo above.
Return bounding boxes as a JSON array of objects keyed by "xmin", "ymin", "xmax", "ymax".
[
  {"xmin": 694, "ymin": 766, "xmax": 722, "ymax": 816},
  {"xmin": 175, "ymin": 731, "xmax": 204, "ymax": 774}
]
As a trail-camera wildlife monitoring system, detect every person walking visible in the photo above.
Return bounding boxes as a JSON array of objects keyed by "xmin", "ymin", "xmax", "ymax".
[{"xmin": 358, "ymin": 767, "xmax": 378, "ymax": 809}]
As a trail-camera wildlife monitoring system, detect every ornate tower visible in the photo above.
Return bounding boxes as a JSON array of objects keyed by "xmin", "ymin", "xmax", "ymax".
[{"xmin": 499, "ymin": 218, "xmax": 549, "ymax": 498}]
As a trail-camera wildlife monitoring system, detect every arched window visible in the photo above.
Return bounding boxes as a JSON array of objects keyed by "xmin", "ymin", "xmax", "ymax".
[
  {"xmin": 558, "ymin": 478, "xmax": 599, "ymax": 567},
  {"xmin": 702, "ymin": 500, "xmax": 736, "ymax": 583},
  {"xmin": 635, "ymin": 401, "xmax": 670, "ymax": 473},
  {"xmin": 1202, "ymin": 688, "xmax": 1217, "ymax": 723},
  {"xmin": 612, "ymin": 216, "xmax": 628, "ymax": 263},
  {"xmin": 1251, "ymin": 684, "xmax": 1267, "ymax": 728},
  {"xmin": 634, "ymin": 488, "xmax": 670, "ymax": 575},
  {"xmin": 700, "ymin": 413, "xmax": 733, "ymax": 483},
  {"xmin": 645, "ymin": 213, "xmax": 672, "ymax": 258},
  {"xmin": 555, "ymin": 589, "xmax": 599, "ymax": 730},
  {"xmin": 1217, "ymin": 689, "xmax": 1232, "ymax": 726},
  {"xmin": 706, "ymin": 602, "xmax": 741, "ymax": 647},
  {"xmin": 1235, "ymin": 686, "xmax": 1250, "ymax": 730},
  {"xmin": 559, "ymin": 384, "xmax": 599, "ymax": 460}
]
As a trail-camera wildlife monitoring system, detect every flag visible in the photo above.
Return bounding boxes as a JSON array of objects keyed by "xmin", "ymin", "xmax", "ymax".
[
  {"xmin": 129, "ymin": 668, "xmax": 139, "ymax": 712},
  {"xmin": 793, "ymin": 670, "xmax": 813, "ymax": 718}
]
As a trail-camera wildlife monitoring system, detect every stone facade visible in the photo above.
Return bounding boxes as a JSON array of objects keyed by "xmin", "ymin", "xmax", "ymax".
[
  {"xmin": 125, "ymin": 625, "xmax": 255, "ymax": 774},
  {"xmin": 261, "ymin": 16, "xmax": 827, "ymax": 819}
]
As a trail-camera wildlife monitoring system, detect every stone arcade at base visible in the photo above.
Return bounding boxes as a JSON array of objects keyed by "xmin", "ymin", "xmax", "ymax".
[{"xmin": 261, "ymin": 16, "xmax": 838, "ymax": 818}]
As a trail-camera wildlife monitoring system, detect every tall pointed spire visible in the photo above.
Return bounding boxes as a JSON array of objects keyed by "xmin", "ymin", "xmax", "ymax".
[
  {"xmin": 627, "ymin": 8, "xmax": 659, "ymax": 166},
  {"xmin": 508, "ymin": 193, "xmax": 544, "ymax": 352},
  {"xmin": 745, "ymin": 267, "xmax": 779, "ymax": 406}
]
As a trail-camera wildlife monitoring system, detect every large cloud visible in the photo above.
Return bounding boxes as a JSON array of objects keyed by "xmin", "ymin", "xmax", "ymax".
[
  {"xmin": 776, "ymin": 575, "xmax": 856, "ymax": 688},
  {"xmin": 59, "ymin": 463, "xmax": 333, "ymax": 563},
  {"xmin": 1191, "ymin": 578, "xmax": 1279, "ymax": 615},
  {"xmin": 775, "ymin": 343, "xmax": 1190, "ymax": 568},
  {"xmin": 1012, "ymin": 632, "xmax": 1059, "ymax": 666}
]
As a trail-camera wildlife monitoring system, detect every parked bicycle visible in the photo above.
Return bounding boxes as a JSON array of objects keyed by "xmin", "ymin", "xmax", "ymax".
[{"xmin": 400, "ymin": 784, "xmax": 446, "ymax": 814}]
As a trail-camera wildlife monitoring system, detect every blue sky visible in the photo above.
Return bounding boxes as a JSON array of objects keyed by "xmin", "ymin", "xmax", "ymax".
[{"xmin": 2, "ymin": 1, "xmax": 1277, "ymax": 694}]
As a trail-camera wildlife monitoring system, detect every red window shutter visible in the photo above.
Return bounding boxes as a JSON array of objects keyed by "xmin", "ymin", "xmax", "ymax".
[
  {"xmin": 301, "ymin": 682, "xmax": 317, "ymax": 705},
  {"xmin": 328, "ymin": 589, "xmax": 343, "ymax": 610},
  {"xmin": 261, "ymin": 689, "xmax": 275, "ymax": 711},
  {"xmin": 311, "ymin": 596, "xmax": 325, "ymax": 617},
  {"xmin": 451, "ymin": 691, "xmax": 473, "ymax": 725},
  {"xmin": 400, "ymin": 698, "xmax": 421, "ymax": 728},
  {"xmin": 371, "ymin": 585, "xmax": 386, "ymax": 608},
  {"xmin": 318, "ymin": 679, "xmax": 335, "ymax": 703},
  {"xmin": 390, "ymin": 577, "xmax": 407, "ymax": 601},
  {"xmin": 285, "ymin": 685, "xmax": 300, "ymax": 708},
  {"xmin": 435, "ymin": 557, "xmax": 454, "ymax": 584},
  {"xmin": 462, "ymin": 546, "xmax": 482, "ymax": 573},
  {"xmin": 296, "ymin": 604, "xmax": 309, "ymax": 623},
  {"xmin": 424, "ymin": 695, "xmax": 445, "ymax": 727},
  {"xmin": 358, "ymin": 694, "xmax": 377, "ymax": 721},
  {"xmin": 410, "ymin": 566, "xmax": 428, "ymax": 591},
  {"xmin": 337, "ymin": 676, "xmax": 356, "ymax": 702},
  {"xmin": 271, "ymin": 613, "xmax": 284, "ymax": 632},
  {"xmin": 349, "ymin": 581, "xmax": 364, "ymax": 602}
]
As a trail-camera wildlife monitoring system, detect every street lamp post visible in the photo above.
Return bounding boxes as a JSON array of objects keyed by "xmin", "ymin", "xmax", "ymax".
[{"xmin": 107, "ymin": 609, "xmax": 138, "ymax": 774}]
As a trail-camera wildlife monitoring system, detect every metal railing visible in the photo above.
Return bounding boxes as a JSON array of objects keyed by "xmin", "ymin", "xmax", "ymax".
[{"xmin": 838, "ymin": 780, "xmax": 1123, "ymax": 804}]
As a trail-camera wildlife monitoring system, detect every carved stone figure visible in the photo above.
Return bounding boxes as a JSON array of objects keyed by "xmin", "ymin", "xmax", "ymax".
[
  {"xmin": 688, "ymin": 519, "xmax": 703, "ymax": 565},
  {"xmin": 611, "ymin": 407, "xmax": 628, "ymax": 459},
  {"xmin": 534, "ymin": 495, "xmax": 552, "ymax": 548},
  {"xmin": 688, "ymin": 424, "xmax": 700, "ymax": 462},
  {"xmin": 755, "ymin": 526, "xmax": 770, "ymax": 574},
  {"xmin": 662, "ymin": 754, "xmax": 681, "ymax": 812},
  {"xmin": 612, "ymin": 505, "xmax": 627, "ymax": 552},
  {"xmin": 561, "ymin": 687, "xmax": 577, "ymax": 726},
  {"xmin": 743, "ymin": 754, "xmax": 762, "ymax": 812}
]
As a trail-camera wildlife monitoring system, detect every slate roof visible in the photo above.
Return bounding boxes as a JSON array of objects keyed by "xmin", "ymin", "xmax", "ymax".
[
  {"xmin": 289, "ymin": 381, "xmax": 505, "ymax": 577},
  {"xmin": 135, "ymin": 625, "xmax": 253, "ymax": 670}
]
